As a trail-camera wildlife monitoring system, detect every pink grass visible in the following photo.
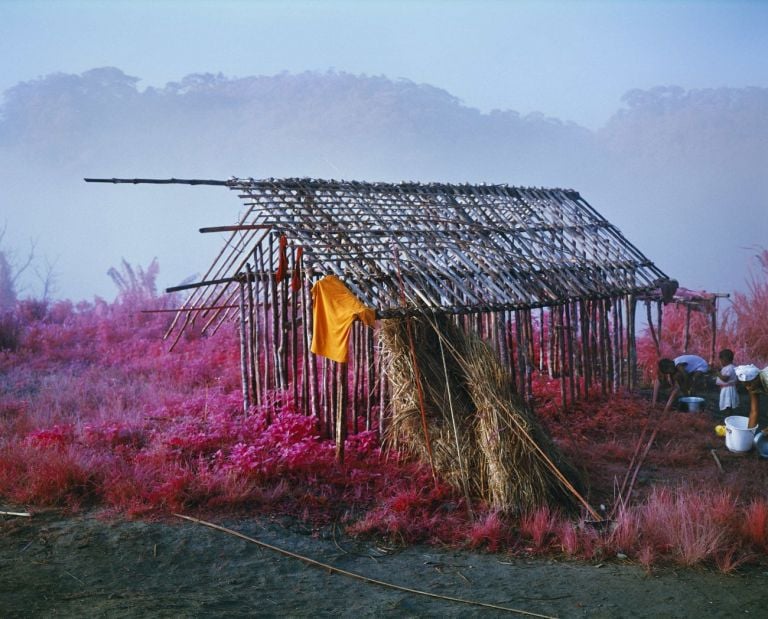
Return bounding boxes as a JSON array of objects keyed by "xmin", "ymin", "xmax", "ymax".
[{"xmin": 3, "ymin": 252, "xmax": 768, "ymax": 569}]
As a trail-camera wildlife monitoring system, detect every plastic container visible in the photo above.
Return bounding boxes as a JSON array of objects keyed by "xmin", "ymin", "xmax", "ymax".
[
  {"xmin": 724, "ymin": 416, "xmax": 758, "ymax": 453},
  {"xmin": 678, "ymin": 396, "xmax": 705, "ymax": 412}
]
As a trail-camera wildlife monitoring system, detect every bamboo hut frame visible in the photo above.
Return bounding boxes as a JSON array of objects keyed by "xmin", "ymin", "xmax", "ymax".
[{"xmin": 87, "ymin": 177, "xmax": 684, "ymax": 432}]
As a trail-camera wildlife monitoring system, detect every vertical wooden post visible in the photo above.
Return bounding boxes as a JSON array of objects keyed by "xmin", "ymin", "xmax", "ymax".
[
  {"xmin": 547, "ymin": 308, "xmax": 556, "ymax": 379},
  {"xmin": 657, "ymin": 300, "xmax": 664, "ymax": 358},
  {"xmin": 557, "ymin": 305, "xmax": 567, "ymax": 411},
  {"xmin": 506, "ymin": 311, "xmax": 517, "ymax": 390},
  {"xmin": 379, "ymin": 339, "xmax": 387, "ymax": 438},
  {"xmin": 627, "ymin": 295, "xmax": 637, "ymax": 391},
  {"xmin": 336, "ymin": 361, "xmax": 348, "ymax": 463},
  {"xmin": 257, "ymin": 244, "xmax": 271, "ymax": 400},
  {"xmin": 525, "ymin": 309, "xmax": 534, "ymax": 400},
  {"xmin": 514, "ymin": 310, "xmax": 526, "ymax": 399},
  {"xmin": 269, "ymin": 235, "xmax": 283, "ymax": 392},
  {"xmin": 599, "ymin": 300, "xmax": 609, "ymax": 397},
  {"xmin": 646, "ymin": 299, "xmax": 660, "ymax": 357},
  {"xmin": 245, "ymin": 264, "xmax": 259, "ymax": 408},
  {"xmin": 290, "ymin": 248, "xmax": 299, "ymax": 407},
  {"xmin": 565, "ymin": 302, "xmax": 576, "ymax": 403},
  {"xmin": 366, "ymin": 327, "xmax": 374, "ymax": 431},
  {"xmin": 538, "ymin": 308, "xmax": 545, "ymax": 373},
  {"xmin": 321, "ymin": 357, "xmax": 330, "ymax": 438},
  {"xmin": 683, "ymin": 305, "xmax": 691, "ymax": 353},
  {"xmin": 710, "ymin": 298, "xmax": 718, "ymax": 365},
  {"xmin": 238, "ymin": 278, "xmax": 251, "ymax": 413},
  {"xmin": 611, "ymin": 297, "xmax": 620, "ymax": 392},
  {"xmin": 352, "ymin": 324, "xmax": 360, "ymax": 434}
]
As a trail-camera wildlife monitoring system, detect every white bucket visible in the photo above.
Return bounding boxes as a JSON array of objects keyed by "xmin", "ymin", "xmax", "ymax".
[{"xmin": 724, "ymin": 416, "xmax": 758, "ymax": 453}]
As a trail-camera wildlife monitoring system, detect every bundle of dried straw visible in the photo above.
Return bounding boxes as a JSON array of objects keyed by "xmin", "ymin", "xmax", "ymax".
[{"xmin": 381, "ymin": 315, "xmax": 583, "ymax": 514}]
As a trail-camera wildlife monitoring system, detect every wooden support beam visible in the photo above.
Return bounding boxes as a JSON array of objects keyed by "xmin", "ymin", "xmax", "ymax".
[{"xmin": 200, "ymin": 225, "xmax": 272, "ymax": 233}]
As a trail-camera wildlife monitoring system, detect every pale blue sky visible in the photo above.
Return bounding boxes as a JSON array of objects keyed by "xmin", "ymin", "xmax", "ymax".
[{"xmin": 2, "ymin": 0, "xmax": 767, "ymax": 129}]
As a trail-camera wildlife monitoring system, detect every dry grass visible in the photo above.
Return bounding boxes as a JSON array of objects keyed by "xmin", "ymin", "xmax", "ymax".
[{"xmin": 380, "ymin": 315, "xmax": 583, "ymax": 514}]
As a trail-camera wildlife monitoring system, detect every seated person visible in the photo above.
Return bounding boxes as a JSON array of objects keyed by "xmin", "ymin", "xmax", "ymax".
[{"xmin": 658, "ymin": 354, "xmax": 710, "ymax": 395}]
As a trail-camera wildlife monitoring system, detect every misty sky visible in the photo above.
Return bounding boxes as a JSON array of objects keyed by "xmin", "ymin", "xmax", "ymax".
[
  {"xmin": 3, "ymin": 0, "xmax": 767, "ymax": 129},
  {"xmin": 1, "ymin": 0, "xmax": 767, "ymax": 302}
]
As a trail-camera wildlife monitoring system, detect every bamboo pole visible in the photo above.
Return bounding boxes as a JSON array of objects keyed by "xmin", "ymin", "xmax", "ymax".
[
  {"xmin": 366, "ymin": 326, "xmax": 374, "ymax": 431},
  {"xmin": 627, "ymin": 295, "xmax": 637, "ymax": 391},
  {"xmin": 303, "ymin": 276, "xmax": 318, "ymax": 420},
  {"xmin": 611, "ymin": 297, "xmax": 620, "ymax": 392},
  {"xmin": 352, "ymin": 324, "xmax": 360, "ymax": 434},
  {"xmin": 238, "ymin": 279, "xmax": 251, "ymax": 413},
  {"xmin": 646, "ymin": 300, "xmax": 661, "ymax": 357},
  {"xmin": 557, "ymin": 306, "xmax": 567, "ymax": 411},
  {"xmin": 245, "ymin": 263, "xmax": 259, "ymax": 409},
  {"xmin": 565, "ymin": 302, "xmax": 576, "ymax": 403},
  {"xmin": 336, "ymin": 361, "xmax": 348, "ymax": 463},
  {"xmin": 525, "ymin": 309, "xmax": 534, "ymax": 400},
  {"xmin": 257, "ymin": 245, "xmax": 271, "ymax": 411},
  {"xmin": 280, "ymin": 249, "xmax": 289, "ymax": 393},
  {"xmin": 657, "ymin": 300, "xmax": 664, "ymax": 359},
  {"xmin": 378, "ymin": 337, "xmax": 387, "ymax": 438},
  {"xmin": 599, "ymin": 300, "xmax": 609, "ymax": 397},
  {"xmin": 547, "ymin": 307, "xmax": 555, "ymax": 379},
  {"xmin": 710, "ymin": 298, "xmax": 718, "ymax": 365},
  {"xmin": 538, "ymin": 308, "xmax": 545, "ymax": 373},
  {"xmin": 514, "ymin": 310, "xmax": 525, "ymax": 398},
  {"xmin": 579, "ymin": 300, "xmax": 590, "ymax": 400}
]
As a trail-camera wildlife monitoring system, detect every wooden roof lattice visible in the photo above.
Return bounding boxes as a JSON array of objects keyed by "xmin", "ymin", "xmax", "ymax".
[{"xmin": 86, "ymin": 177, "xmax": 670, "ymax": 331}]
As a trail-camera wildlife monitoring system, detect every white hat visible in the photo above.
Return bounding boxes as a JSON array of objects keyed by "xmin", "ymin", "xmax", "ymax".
[{"xmin": 736, "ymin": 364, "xmax": 760, "ymax": 382}]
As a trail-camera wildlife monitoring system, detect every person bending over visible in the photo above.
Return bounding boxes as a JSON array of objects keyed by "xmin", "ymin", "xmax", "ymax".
[{"xmin": 658, "ymin": 354, "xmax": 710, "ymax": 396}]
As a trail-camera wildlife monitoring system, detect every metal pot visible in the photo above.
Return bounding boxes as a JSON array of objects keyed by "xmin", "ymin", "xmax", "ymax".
[
  {"xmin": 678, "ymin": 396, "xmax": 705, "ymax": 412},
  {"xmin": 754, "ymin": 432, "xmax": 768, "ymax": 459}
]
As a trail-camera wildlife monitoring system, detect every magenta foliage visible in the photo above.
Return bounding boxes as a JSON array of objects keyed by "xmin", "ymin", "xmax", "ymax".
[
  {"xmin": 0, "ymin": 294, "xmax": 440, "ymax": 523},
  {"xmin": 5, "ymin": 280, "xmax": 768, "ymax": 570}
]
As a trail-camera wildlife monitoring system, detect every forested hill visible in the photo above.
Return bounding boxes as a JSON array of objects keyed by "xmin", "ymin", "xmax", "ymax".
[{"xmin": 1, "ymin": 68, "xmax": 766, "ymax": 299}]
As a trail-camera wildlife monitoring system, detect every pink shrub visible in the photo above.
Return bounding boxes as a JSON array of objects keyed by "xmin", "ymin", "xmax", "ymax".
[
  {"xmin": 519, "ymin": 506, "xmax": 558, "ymax": 551},
  {"xmin": 636, "ymin": 487, "xmax": 731, "ymax": 567},
  {"xmin": 715, "ymin": 544, "xmax": 756, "ymax": 574},
  {"xmin": 742, "ymin": 499, "xmax": 768, "ymax": 551},
  {"xmin": 553, "ymin": 521, "xmax": 581, "ymax": 557},
  {"xmin": 465, "ymin": 511, "xmax": 512, "ymax": 552}
]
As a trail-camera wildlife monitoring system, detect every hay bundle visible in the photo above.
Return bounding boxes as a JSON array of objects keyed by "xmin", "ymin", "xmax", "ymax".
[{"xmin": 381, "ymin": 315, "xmax": 582, "ymax": 514}]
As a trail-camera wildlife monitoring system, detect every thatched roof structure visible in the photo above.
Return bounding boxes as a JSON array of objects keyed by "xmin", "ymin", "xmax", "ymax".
[{"xmin": 87, "ymin": 177, "xmax": 669, "ymax": 329}]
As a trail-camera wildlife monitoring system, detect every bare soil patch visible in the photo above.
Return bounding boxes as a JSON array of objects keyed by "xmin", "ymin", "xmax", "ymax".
[{"xmin": 1, "ymin": 509, "xmax": 766, "ymax": 618}]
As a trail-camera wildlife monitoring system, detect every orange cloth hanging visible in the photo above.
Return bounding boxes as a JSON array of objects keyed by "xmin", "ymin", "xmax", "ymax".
[{"xmin": 311, "ymin": 275, "xmax": 375, "ymax": 363}]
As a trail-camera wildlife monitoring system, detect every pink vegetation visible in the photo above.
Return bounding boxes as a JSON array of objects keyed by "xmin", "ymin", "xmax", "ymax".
[{"xmin": 2, "ymin": 261, "xmax": 768, "ymax": 572}]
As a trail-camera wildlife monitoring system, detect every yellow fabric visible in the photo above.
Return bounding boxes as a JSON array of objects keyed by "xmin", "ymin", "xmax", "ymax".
[{"xmin": 311, "ymin": 275, "xmax": 376, "ymax": 363}]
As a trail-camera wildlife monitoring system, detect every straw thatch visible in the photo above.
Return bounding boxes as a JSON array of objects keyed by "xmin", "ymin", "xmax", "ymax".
[{"xmin": 381, "ymin": 315, "xmax": 582, "ymax": 513}]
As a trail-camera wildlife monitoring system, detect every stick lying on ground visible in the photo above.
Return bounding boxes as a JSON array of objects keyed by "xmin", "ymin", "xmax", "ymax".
[{"xmin": 174, "ymin": 513, "xmax": 557, "ymax": 619}]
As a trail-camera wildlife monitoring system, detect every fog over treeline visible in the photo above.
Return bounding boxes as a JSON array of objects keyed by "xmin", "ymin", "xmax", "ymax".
[{"xmin": 1, "ymin": 67, "xmax": 766, "ymax": 302}]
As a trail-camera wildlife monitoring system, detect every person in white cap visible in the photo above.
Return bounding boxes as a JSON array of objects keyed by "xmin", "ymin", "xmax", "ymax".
[{"xmin": 735, "ymin": 364, "xmax": 768, "ymax": 431}]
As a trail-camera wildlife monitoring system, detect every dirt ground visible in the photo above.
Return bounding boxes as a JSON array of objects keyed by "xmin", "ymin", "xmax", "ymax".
[{"xmin": 1, "ymin": 509, "xmax": 767, "ymax": 619}]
